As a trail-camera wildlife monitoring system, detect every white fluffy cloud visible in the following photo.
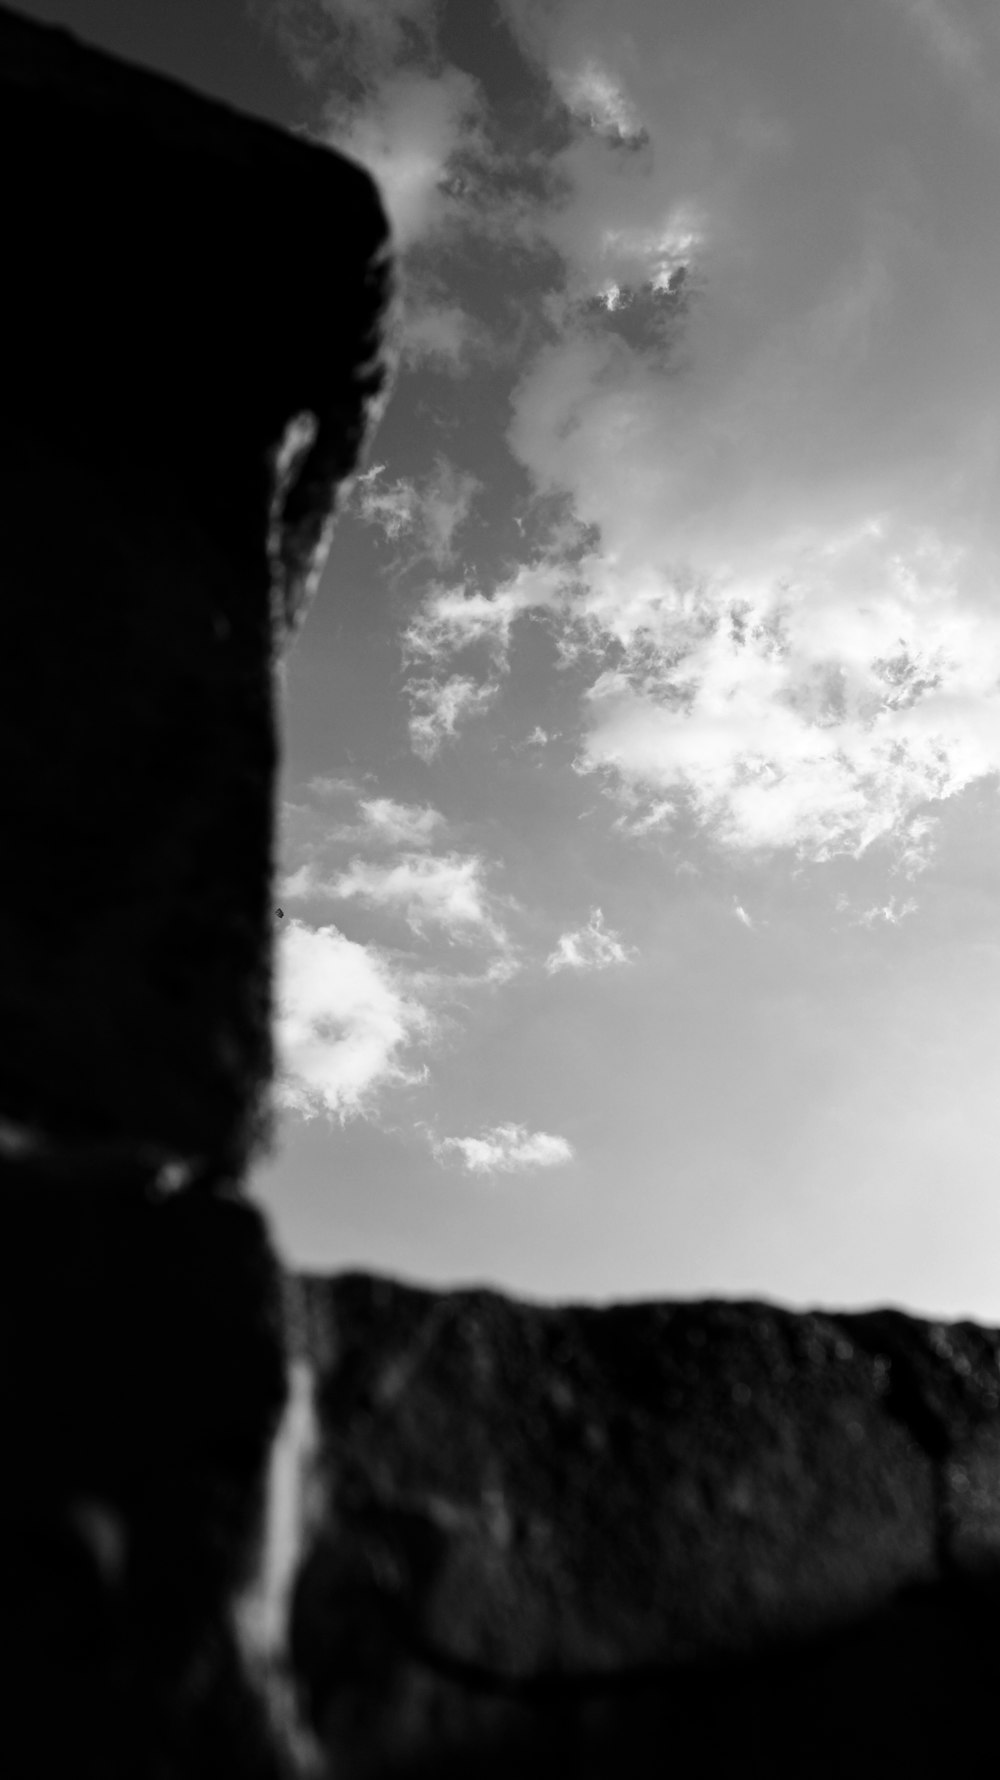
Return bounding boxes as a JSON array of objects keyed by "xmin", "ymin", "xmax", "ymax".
[
  {"xmin": 274, "ymin": 919, "xmax": 428, "ymax": 1122},
  {"xmin": 432, "ymin": 1122, "xmax": 575, "ymax": 1175},
  {"xmin": 273, "ymin": 0, "xmax": 1000, "ymax": 872},
  {"xmin": 545, "ymin": 907, "xmax": 636, "ymax": 974},
  {"xmin": 491, "ymin": 0, "xmax": 1000, "ymax": 864}
]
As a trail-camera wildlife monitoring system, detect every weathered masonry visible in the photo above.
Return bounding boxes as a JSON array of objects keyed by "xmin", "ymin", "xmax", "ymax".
[{"xmin": 0, "ymin": 7, "xmax": 390, "ymax": 1775}]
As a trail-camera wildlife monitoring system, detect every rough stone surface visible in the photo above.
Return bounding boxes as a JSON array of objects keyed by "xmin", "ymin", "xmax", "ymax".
[
  {"xmin": 0, "ymin": 7, "xmax": 390, "ymax": 1777},
  {"xmin": 291, "ymin": 1272, "xmax": 1000, "ymax": 1777}
]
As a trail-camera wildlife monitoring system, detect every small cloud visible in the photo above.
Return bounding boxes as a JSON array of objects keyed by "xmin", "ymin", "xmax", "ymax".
[
  {"xmin": 305, "ymin": 775, "xmax": 358, "ymax": 799},
  {"xmin": 407, "ymin": 674, "xmax": 499, "ymax": 758},
  {"xmin": 545, "ymin": 906, "xmax": 636, "ymax": 974},
  {"xmin": 328, "ymin": 851, "xmax": 506, "ymax": 943},
  {"xmin": 612, "ymin": 797, "xmax": 677, "ymax": 839},
  {"xmin": 274, "ymin": 920, "xmax": 429, "ymax": 1123},
  {"xmin": 326, "ymin": 65, "xmax": 485, "ymax": 249},
  {"xmin": 401, "ymin": 299, "xmax": 483, "ymax": 373},
  {"xmin": 732, "ymin": 901, "xmax": 754, "ymax": 929},
  {"xmin": 849, "ymin": 896, "xmax": 919, "ymax": 929},
  {"xmin": 358, "ymin": 796, "xmax": 446, "ymax": 849},
  {"xmin": 280, "ymin": 862, "xmax": 322, "ymax": 900},
  {"xmin": 432, "ymin": 1122, "xmax": 575, "ymax": 1176},
  {"xmin": 357, "ymin": 459, "xmax": 480, "ymax": 565},
  {"xmin": 556, "ymin": 58, "xmax": 646, "ymax": 144},
  {"xmin": 355, "ymin": 464, "xmax": 419, "ymax": 541}
]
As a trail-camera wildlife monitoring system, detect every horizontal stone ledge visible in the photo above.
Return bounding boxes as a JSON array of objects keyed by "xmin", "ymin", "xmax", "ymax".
[{"xmin": 289, "ymin": 1272, "xmax": 1000, "ymax": 1772}]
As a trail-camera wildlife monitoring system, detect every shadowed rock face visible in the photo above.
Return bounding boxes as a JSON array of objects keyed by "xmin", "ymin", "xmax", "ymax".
[
  {"xmin": 0, "ymin": 1, "xmax": 391, "ymax": 1171},
  {"xmin": 5, "ymin": 1169, "xmax": 293, "ymax": 1778},
  {"xmin": 292, "ymin": 1272, "xmax": 1000, "ymax": 1778},
  {"xmin": 0, "ymin": 6, "xmax": 390, "ymax": 1776}
]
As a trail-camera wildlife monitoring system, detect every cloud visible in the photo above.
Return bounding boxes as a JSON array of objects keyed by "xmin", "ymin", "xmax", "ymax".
[
  {"xmin": 328, "ymin": 851, "xmax": 507, "ymax": 943},
  {"xmin": 545, "ymin": 906, "xmax": 636, "ymax": 973},
  {"xmin": 403, "ymin": 561, "xmax": 561, "ymax": 667},
  {"xmin": 274, "ymin": 919, "xmax": 429, "ymax": 1122},
  {"xmin": 555, "ymin": 58, "xmax": 647, "ymax": 144},
  {"xmin": 330, "ymin": 66, "xmax": 484, "ymax": 248},
  {"xmin": 356, "ymin": 460, "xmax": 480, "ymax": 563},
  {"xmin": 732, "ymin": 901, "xmax": 753, "ymax": 930},
  {"xmin": 280, "ymin": 862, "xmax": 322, "ymax": 900},
  {"xmin": 274, "ymin": 0, "xmax": 1000, "ymax": 873},
  {"xmin": 491, "ymin": 0, "xmax": 1000, "ymax": 866},
  {"xmin": 304, "ymin": 775, "xmax": 357, "ymax": 799},
  {"xmin": 406, "ymin": 673, "xmax": 499, "ymax": 758},
  {"xmin": 280, "ymin": 788, "xmax": 448, "ymax": 875},
  {"xmin": 837, "ymin": 893, "xmax": 919, "ymax": 929},
  {"xmin": 270, "ymin": 2, "xmax": 487, "ymax": 249},
  {"xmin": 432, "ymin": 1122, "xmax": 575, "ymax": 1175},
  {"xmin": 270, "ymin": 0, "xmax": 438, "ymax": 80},
  {"xmin": 399, "ymin": 299, "xmax": 483, "ymax": 373},
  {"xmin": 357, "ymin": 796, "xmax": 446, "ymax": 849}
]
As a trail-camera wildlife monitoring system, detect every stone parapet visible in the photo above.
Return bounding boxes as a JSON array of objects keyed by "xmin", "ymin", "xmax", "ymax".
[{"xmin": 292, "ymin": 1272, "xmax": 1000, "ymax": 1778}]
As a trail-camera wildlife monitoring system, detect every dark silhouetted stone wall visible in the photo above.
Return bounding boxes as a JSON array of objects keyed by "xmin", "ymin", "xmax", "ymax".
[
  {"xmin": 8, "ymin": 8, "xmax": 1000, "ymax": 1778},
  {"xmin": 291, "ymin": 1272, "xmax": 1000, "ymax": 1778},
  {"xmin": 0, "ymin": 7, "xmax": 390, "ymax": 1775}
]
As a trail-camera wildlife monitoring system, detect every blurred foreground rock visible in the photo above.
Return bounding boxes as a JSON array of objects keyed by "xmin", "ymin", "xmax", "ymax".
[
  {"xmin": 0, "ymin": 6, "xmax": 390, "ymax": 1775},
  {"xmin": 291, "ymin": 1272, "xmax": 1000, "ymax": 1778}
]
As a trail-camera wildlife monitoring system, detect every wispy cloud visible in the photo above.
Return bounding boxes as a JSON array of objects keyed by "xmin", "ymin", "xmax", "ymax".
[
  {"xmin": 356, "ymin": 459, "xmax": 480, "ymax": 564},
  {"xmin": 545, "ymin": 906, "xmax": 636, "ymax": 974},
  {"xmin": 327, "ymin": 851, "xmax": 507, "ymax": 943},
  {"xmin": 270, "ymin": 0, "xmax": 492, "ymax": 249},
  {"xmin": 836, "ymin": 893, "xmax": 919, "ymax": 929},
  {"xmin": 267, "ymin": 0, "xmax": 1000, "ymax": 896},
  {"xmin": 356, "ymin": 796, "xmax": 446, "ymax": 849},
  {"xmin": 399, "ymin": 298, "xmax": 484, "ymax": 374},
  {"xmin": 406, "ymin": 673, "xmax": 499, "ymax": 759},
  {"xmin": 732, "ymin": 901, "xmax": 754, "ymax": 930},
  {"xmin": 497, "ymin": 0, "xmax": 1000, "ymax": 868},
  {"xmin": 282, "ymin": 0, "xmax": 1000, "ymax": 875},
  {"xmin": 274, "ymin": 919, "xmax": 429, "ymax": 1122},
  {"xmin": 431, "ymin": 1122, "xmax": 575, "ymax": 1176},
  {"xmin": 403, "ymin": 562, "xmax": 563, "ymax": 668}
]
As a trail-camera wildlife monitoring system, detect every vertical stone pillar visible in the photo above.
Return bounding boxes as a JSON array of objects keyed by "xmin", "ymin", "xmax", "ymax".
[{"xmin": 0, "ymin": 8, "xmax": 391, "ymax": 1773}]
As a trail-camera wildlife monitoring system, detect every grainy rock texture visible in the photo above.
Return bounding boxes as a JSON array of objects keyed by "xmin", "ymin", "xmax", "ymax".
[
  {"xmin": 0, "ymin": 7, "xmax": 390, "ymax": 1777},
  {"xmin": 292, "ymin": 1272, "xmax": 1000, "ymax": 1778}
]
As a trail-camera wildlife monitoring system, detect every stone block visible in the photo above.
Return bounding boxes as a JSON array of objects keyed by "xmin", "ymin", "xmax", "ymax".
[
  {"xmin": 291, "ymin": 1272, "xmax": 1000, "ymax": 1778},
  {"xmin": 0, "ymin": 7, "xmax": 391, "ymax": 1775},
  {"xmin": 0, "ymin": 0, "xmax": 391, "ymax": 1173}
]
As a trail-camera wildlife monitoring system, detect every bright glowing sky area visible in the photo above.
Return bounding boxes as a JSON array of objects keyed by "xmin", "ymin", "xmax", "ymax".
[{"xmin": 35, "ymin": 0, "xmax": 1000, "ymax": 1317}]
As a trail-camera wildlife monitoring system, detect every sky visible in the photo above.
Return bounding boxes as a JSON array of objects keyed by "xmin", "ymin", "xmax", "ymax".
[{"xmin": 34, "ymin": 0, "xmax": 1000, "ymax": 1318}]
